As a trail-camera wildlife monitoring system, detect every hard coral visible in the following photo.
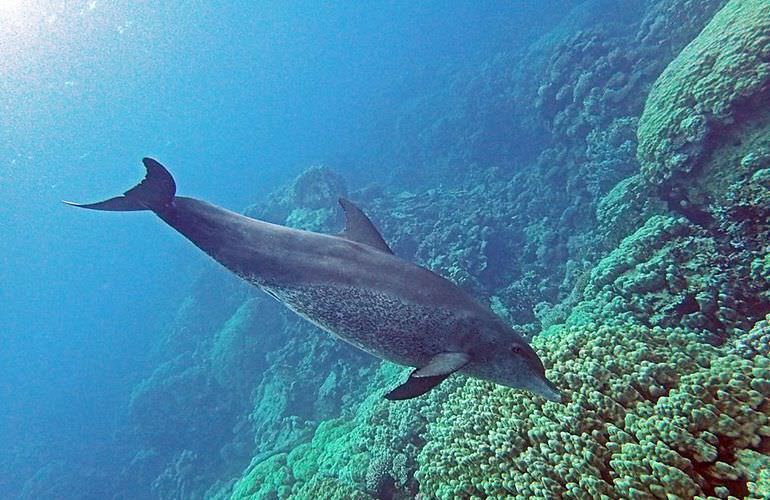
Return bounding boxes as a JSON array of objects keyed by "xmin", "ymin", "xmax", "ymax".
[
  {"xmin": 415, "ymin": 321, "xmax": 770, "ymax": 499},
  {"xmin": 573, "ymin": 214, "xmax": 766, "ymax": 339},
  {"xmin": 736, "ymin": 313, "xmax": 770, "ymax": 359},
  {"xmin": 637, "ymin": 0, "xmax": 770, "ymax": 185},
  {"xmin": 594, "ymin": 173, "xmax": 665, "ymax": 250},
  {"xmin": 245, "ymin": 165, "xmax": 348, "ymax": 229},
  {"xmin": 231, "ymin": 364, "xmax": 462, "ymax": 499}
]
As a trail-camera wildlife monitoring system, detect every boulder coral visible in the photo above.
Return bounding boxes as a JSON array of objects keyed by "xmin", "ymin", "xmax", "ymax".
[
  {"xmin": 594, "ymin": 173, "xmax": 665, "ymax": 250},
  {"xmin": 535, "ymin": 0, "xmax": 726, "ymax": 145},
  {"xmin": 637, "ymin": 0, "xmax": 770, "ymax": 186}
]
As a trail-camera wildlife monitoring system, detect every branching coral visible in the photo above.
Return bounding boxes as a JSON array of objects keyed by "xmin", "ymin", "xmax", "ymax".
[
  {"xmin": 737, "ymin": 313, "xmax": 770, "ymax": 359},
  {"xmin": 572, "ymin": 214, "xmax": 766, "ymax": 339},
  {"xmin": 415, "ymin": 321, "xmax": 770, "ymax": 499},
  {"xmin": 231, "ymin": 311, "xmax": 770, "ymax": 499}
]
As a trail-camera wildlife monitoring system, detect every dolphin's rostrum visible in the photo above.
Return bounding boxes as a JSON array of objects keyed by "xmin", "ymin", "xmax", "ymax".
[{"xmin": 66, "ymin": 158, "xmax": 560, "ymax": 402}]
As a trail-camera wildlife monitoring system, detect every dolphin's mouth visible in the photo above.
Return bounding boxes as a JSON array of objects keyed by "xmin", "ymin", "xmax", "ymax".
[{"xmin": 530, "ymin": 376, "xmax": 561, "ymax": 402}]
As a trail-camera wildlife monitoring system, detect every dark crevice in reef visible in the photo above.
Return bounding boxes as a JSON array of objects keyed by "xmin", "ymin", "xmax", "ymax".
[
  {"xmin": 375, "ymin": 476, "xmax": 397, "ymax": 500},
  {"xmin": 684, "ymin": 436, "xmax": 749, "ymax": 499},
  {"xmin": 673, "ymin": 293, "xmax": 699, "ymax": 318},
  {"xmin": 656, "ymin": 183, "xmax": 716, "ymax": 229},
  {"xmin": 702, "ymin": 311, "xmax": 728, "ymax": 346},
  {"xmin": 598, "ymin": 458, "xmax": 615, "ymax": 486},
  {"xmin": 728, "ymin": 84, "xmax": 770, "ymax": 135}
]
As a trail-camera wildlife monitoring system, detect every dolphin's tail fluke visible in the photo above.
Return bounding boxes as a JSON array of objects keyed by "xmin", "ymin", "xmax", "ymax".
[{"xmin": 63, "ymin": 157, "xmax": 176, "ymax": 212}]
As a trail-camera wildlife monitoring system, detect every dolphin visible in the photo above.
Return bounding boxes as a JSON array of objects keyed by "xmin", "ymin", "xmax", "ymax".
[{"xmin": 65, "ymin": 158, "xmax": 560, "ymax": 401}]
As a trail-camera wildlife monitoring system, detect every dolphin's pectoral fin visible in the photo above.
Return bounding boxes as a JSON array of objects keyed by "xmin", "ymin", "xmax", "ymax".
[
  {"xmin": 338, "ymin": 197, "xmax": 393, "ymax": 254},
  {"xmin": 384, "ymin": 352, "xmax": 470, "ymax": 400},
  {"xmin": 412, "ymin": 352, "xmax": 470, "ymax": 378},
  {"xmin": 384, "ymin": 371, "xmax": 449, "ymax": 400}
]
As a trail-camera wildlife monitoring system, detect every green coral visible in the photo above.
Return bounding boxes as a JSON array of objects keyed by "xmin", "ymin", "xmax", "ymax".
[
  {"xmin": 290, "ymin": 476, "xmax": 370, "ymax": 499},
  {"xmin": 570, "ymin": 215, "xmax": 691, "ymax": 326},
  {"xmin": 231, "ymin": 364, "xmax": 462, "ymax": 499},
  {"xmin": 232, "ymin": 314, "xmax": 770, "ymax": 499},
  {"xmin": 284, "ymin": 206, "xmax": 338, "ymax": 232},
  {"xmin": 571, "ymin": 213, "xmax": 762, "ymax": 336},
  {"xmin": 637, "ymin": 0, "xmax": 770, "ymax": 185},
  {"xmin": 749, "ymin": 465, "xmax": 770, "ymax": 497},
  {"xmin": 245, "ymin": 165, "xmax": 347, "ymax": 229},
  {"xmin": 231, "ymin": 419, "xmax": 370, "ymax": 499},
  {"xmin": 415, "ymin": 321, "xmax": 770, "ymax": 498},
  {"xmin": 594, "ymin": 173, "xmax": 665, "ymax": 250},
  {"xmin": 230, "ymin": 453, "xmax": 293, "ymax": 499},
  {"xmin": 286, "ymin": 419, "xmax": 357, "ymax": 483},
  {"xmin": 738, "ymin": 313, "xmax": 770, "ymax": 358}
]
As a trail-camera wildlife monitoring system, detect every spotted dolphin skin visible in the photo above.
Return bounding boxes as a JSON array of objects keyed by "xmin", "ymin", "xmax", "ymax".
[{"xmin": 66, "ymin": 158, "xmax": 560, "ymax": 401}]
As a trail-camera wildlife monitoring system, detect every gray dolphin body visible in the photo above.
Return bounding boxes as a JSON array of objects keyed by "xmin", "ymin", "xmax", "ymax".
[{"xmin": 67, "ymin": 158, "xmax": 560, "ymax": 401}]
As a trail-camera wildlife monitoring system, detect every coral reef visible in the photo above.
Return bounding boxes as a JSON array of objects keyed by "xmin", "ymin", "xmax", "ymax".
[
  {"xmin": 638, "ymin": 0, "xmax": 770, "ymax": 186},
  {"xmin": 231, "ymin": 363, "xmax": 466, "ymax": 499},
  {"xmin": 737, "ymin": 313, "xmax": 770, "ymax": 358},
  {"xmin": 62, "ymin": 1, "xmax": 770, "ymax": 498},
  {"xmin": 230, "ymin": 291, "xmax": 770, "ymax": 498},
  {"xmin": 246, "ymin": 165, "xmax": 348, "ymax": 231},
  {"xmin": 225, "ymin": 6, "xmax": 770, "ymax": 494},
  {"xmin": 594, "ymin": 173, "xmax": 665, "ymax": 250},
  {"xmin": 415, "ymin": 320, "xmax": 770, "ymax": 499},
  {"xmin": 571, "ymin": 214, "xmax": 768, "ymax": 339}
]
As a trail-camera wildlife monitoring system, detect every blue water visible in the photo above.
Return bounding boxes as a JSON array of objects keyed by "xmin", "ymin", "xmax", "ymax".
[{"xmin": 1, "ymin": 2, "xmax": 579, "ymax": 497}]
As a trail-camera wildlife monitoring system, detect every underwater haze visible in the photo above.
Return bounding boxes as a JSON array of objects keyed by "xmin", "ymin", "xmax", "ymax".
[{"xmin": 3, "ymin": 0, "xmax": 770, "ymax": 499}]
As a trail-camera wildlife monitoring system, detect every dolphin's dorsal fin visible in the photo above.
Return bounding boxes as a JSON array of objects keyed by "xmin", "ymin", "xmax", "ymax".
[
  {"xmin": 338, "ymin": 197, "xmax": 393, "ymax": 254},
  {"xmin": 384, "ymin": 352, "xmax": 470, "ymax": 400}
]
